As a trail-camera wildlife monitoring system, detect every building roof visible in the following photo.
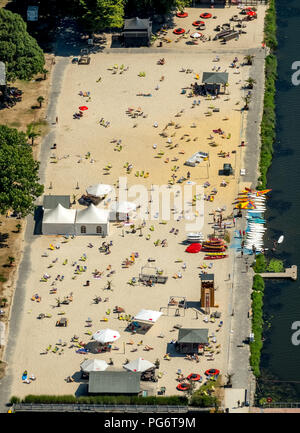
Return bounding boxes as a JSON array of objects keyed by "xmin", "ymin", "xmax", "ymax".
[
  {"xmin": 43, "ymin": 203, "xmax": 76, "ymax": 224},
  {"xmin": 124, "ymin": 17, "xmax": 151, "ymax": 31},
  {"xmin": 202, "ymin": 72, "xmax": 229, "ymax": 85},
  {"xmin": 200, "ymin": 274, "xmax": 214, "ymax": 281},
  {"xmin": 43, "ymin": 195, "xmax": 70, "ymax": 210},
  {"xmin": 88, "ymin": 370, "xmax": 141, "ymax": 394},
  {"xmin": 0, "ymin": 62, "xmax": 6, "ymax": 86},
  {"xmin": 75, "ymin": 204, "xmax": 109, "ymax": 224},
  {"xmin": 178, "ymin": 328, "xmax": 209, "ymax": 344}
]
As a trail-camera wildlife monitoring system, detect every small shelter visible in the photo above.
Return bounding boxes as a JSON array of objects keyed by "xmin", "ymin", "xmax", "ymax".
[
  {"xmin": 202, "ymin": 72, "xmax": 229, "ymax": 94},
  {"xmin": 86, "ymin": 184, "xmax": 113, "ymax": 198},
  {"xmin": 75, "ymin": 204, "xmax": 109, "ymax": 236},
  {"xmin": 123, "ymin": 17, "xmax": 152, "ymax": 47},
  {"xmin": 176, "ymin": 328, "xmax": 209, "ymax": 354},
  {"xmin": 92, "ymin": 329, "xmax": 120, "ymax": 344},
  {"xmin": 109, "ymin": 200, "xmax": 136, "ymax": 221},
  {"xmin": 200, "ymin": 274, "xmax": 215, "ymax": 312},
  {"xmin": 88, "ymin": 370, "xmax": 141, "ymax": 395},
  {"xmin": 129, "ymin": 309, "xmax": 162, "ymax": 334},
  {"xmin": 42, "ymin": 204, "xmax": 76, "ymax": 235}
]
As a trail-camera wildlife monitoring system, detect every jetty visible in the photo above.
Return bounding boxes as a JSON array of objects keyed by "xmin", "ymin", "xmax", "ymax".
[{"xmin": 259, "ymin": 265, "xmax": 297, "ymax": 281}]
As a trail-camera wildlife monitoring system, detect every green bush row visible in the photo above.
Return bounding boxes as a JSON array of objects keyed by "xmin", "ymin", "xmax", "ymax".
[
  {"xmin": 10, "ymin": 394, "xmax": 188, "ymax": 406},
  {"xmin": 257, "ymin": 0, "xmax": 278, "ymax": 190},
  {"xmin": 250, "ymin": 273, "xmax": 265, "ymax": 377}
]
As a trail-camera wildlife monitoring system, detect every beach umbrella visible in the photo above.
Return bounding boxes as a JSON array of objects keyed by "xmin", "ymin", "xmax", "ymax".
[
  {"xmin": 191, "ymin": 32, "xmax": 202, "ymax": 39},
  {"xmin": 134, "ymin": 309, "xmax": 162, "ymax": 323},
  {"xmin": 79, "ymin": 106, "xmax": 88, "ymax": 111},
  {"xmin": 124, "ymin": 358, "xmax": 155, "ymax": 373},
  {"xmin": 247, "ymin": 10, "xmax": 256, "ymax": 17},
  {"xmin": 185, "ymin": 243, "xmax": 201, "ymax": 253},
  {"xmin": 205, "ymin": 368, "xmax": 220, "ymax": 376},
  {"xmin": 80, "ymin": 359, "xmax": 108, "ymax": 372},
  {"xmin": 92, "ymin": 329, "xmax": 120, "ymax": 344},
  {"xmin": 86, "ymin": 183, "xmax": 113, "ymax": 197}
]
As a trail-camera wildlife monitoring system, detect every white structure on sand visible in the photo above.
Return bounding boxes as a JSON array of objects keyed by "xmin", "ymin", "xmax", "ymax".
[{"xmin": 42, "ymin": 203, "xmax": 76, "ymax": 235}]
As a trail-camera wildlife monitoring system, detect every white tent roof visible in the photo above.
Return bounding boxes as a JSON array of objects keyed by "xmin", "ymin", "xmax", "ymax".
[
  {"xmin": 75, "ymin": 204, "xmax": 109, "ymax": 224},
  {"xmin": 80, "ymin": 359, "xmax": 108, "ymax": 372},
  {"xmin": 123, "ymin": 357, "xmax": 155, "ymax": 373},
  {"xmin": 133, "ymin": 309, "xmax": 162, "ymax": 323},
  {"xmin": 110, "ymin": 201, "xmax": 136, "ymax": 213},
  {"xmin": 86, "ymin": 184, "xmax": 113, "ymax": 197},
  {"xmin": 92, "ymin": 329, "xmax": 120, "ymax": 344},
  {"xmin": 43, "ymin": 203, "xmax": 76, "ymax": 224}
]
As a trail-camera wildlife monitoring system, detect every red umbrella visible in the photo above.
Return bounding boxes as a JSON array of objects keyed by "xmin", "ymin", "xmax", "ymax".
[
  {"xmin": 79, "ymin": 106, "xmax": 88, "ymax": 111},
  {"xmin": 185, "ymin": 243, "xmax": 201, "ymax": 253},
  {"xmin": 176, "ymin": 12, "xmax": 188, "ymax": 18},
  {"xmin": 247, "ymin": 10, "xmax": 256, "ymax": 16},
  {"xmin": 173, "ymin": 28, "xmax": 185, "ymax": 35},
  {"xmin": 205, "ymin": 368, "xmax": 220, "ymax": 376}
]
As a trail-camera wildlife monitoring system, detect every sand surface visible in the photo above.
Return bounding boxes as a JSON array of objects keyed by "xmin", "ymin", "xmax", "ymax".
[{"xmin": 8, "ymin": 5, "xmax": 266, "ymax": 399}]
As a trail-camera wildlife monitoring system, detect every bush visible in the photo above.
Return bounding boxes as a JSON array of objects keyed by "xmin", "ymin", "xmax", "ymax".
[
  {"xmin": 190, "ymin": 393, "xmax": 218, "ymax": 407},
  {"xmin": 10, "ymin": 396, "xmax": 20, "ymax": 404},
  {"xmin": 252, "ymin": 274, "xmax": 265, "ymax": 293},
  {"xmin": 267, "ymin": 259, "xmax": 284, "ymax": 273},
  {"xmin": 253, "ymin": 254, "xmax": 267, "ymax": 273}
]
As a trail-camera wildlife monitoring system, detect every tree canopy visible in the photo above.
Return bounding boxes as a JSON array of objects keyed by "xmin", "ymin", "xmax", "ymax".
[
  {"xmin": 125, "ymin": 0, "xmax": 191, "ymax": 17},
  {"xmin": 78, "ymin": 0, "xmax": 125, "ymax": 32},
  {"xmin": 0, "ymin": 125, "xmax": 44, "ymax": 217},
  {"xmin": 0, "ymin": 9, "xmax": 45, "ymax": 81}
]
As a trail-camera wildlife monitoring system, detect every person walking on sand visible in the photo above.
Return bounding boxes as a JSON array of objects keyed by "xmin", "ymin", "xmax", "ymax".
[{"xmin": 56, "ymin": 116, "xmax": 58, "ymax": 124}]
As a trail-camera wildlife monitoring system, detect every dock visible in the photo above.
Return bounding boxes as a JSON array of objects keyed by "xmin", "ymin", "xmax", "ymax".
[{"xmin": 259, "ymin": 265, "xmax": 297, "ymax": 281}]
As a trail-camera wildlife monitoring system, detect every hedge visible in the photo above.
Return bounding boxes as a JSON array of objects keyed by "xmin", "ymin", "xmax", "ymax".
[
  {"xmin": 257, "ymin": 0, "xmax": 277, "ymax": 190},
  {"xmin": 11, "ymin": 394, "xmax": 188, "ymax": 406}
]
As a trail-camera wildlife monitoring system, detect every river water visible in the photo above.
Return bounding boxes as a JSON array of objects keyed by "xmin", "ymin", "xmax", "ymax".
[{"xmin": 259, "ymin": 0, "xmax": 300, "ymax": 399}]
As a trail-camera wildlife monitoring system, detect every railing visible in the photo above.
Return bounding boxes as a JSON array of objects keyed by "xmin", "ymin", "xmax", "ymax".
[
  {"xmin": 12, "ymin": 404, "xmax": 190, "ymax": 413},
  {"xmin": 259, "ymin": 402, "xmax": 300, "ymax": 409}
]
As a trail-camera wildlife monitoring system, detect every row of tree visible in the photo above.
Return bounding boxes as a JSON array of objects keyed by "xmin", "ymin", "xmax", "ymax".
[{"xmin": 0, "ymin": 125, "xmax": 44, "ymax": 217}]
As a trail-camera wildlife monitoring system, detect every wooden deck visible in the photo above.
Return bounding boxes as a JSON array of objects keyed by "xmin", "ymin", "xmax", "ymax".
[{"xmin": 259, "ymin": 265, "xmax": 297, "ymax": 281}]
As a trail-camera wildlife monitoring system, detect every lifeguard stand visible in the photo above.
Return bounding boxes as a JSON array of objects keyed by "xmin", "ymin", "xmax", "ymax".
[
  {"xmin": 200, "ymin": 274, "xmax": 215, "ymax": 314},
  {"xmin": 78, "ymin": 48, "xmax": 91, "ymax": 65}
]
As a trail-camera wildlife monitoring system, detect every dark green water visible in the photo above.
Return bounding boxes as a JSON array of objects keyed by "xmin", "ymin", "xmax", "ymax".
[{"xmin": 258, "ymin": 0, "xmax": 300, "ymax": 399}]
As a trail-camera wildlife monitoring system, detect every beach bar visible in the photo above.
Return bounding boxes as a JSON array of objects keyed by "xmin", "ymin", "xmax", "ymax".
[
  {"xmin": 88, "ymin": 370, "xmax": 141, "ymax": 395},
  {"xmin": 202, "ymin": 72, "xmax": 229, "ymax": 95},
  {"xmin": 122, "ymin": 17, "xmax": 152, "ymax": 47},
  {"xmin": 176, "ymin": 328, "xmax": 209, "ymax": 354}
]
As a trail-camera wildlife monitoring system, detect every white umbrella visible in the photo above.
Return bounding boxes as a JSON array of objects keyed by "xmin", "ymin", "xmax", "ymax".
[
  {"xmin": 191, "ymin": 32, "xmax": 202, "ymax": 39},
  {"xmin": 80, "ymin": 359, "xmax": 108, "ymax": 372},
  {"xmin": 86, "ymin": 184, "xmax": 113, "ymax": 197},
  {"xmin": 124, "ymin": 357, "xmax": 155, "ymax": 373},
  {"xmin": 92, "ymin": 329, "xmax": 120, "ymax": 344}
]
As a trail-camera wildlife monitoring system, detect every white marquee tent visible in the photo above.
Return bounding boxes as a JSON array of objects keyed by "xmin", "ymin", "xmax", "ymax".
[
  {"xmin": 109, "ymin": 201, "xmax": 137, "ymax": 221},
  {"xmin": 123, "ymin": 358, "xmax": 155, "ymax": 373},
  {"xmin": 75, "ymin": 204, "xmax": 109, "ymax": 235},
  {"xmin": 42, "ymin": 204, "xmax": 76, "ymax": 235}
]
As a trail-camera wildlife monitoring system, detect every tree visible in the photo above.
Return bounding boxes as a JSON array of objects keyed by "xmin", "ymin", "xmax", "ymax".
[
  {"xmin": 37, "ymin": 96, "xmax": 45, "ymax": 108},
  {"xmin": 245, "ymin": 77, "xmax": 256, "ymax": 89},
  {"xmin": 26, "ymin": 123, "xmax": 41, "ymax": 146},
  {"xmin": 42, "ymin": 69, "xmax": 49, "ymax": 80},
  {"xmin": 125, "ymin": 0, "xmax": 191, "ymax": 17},
  {"xmin": 244, "ymin": 54, "xmax": 254, "ymax": 66},
  {"xmin": 7, "ymin": 256, "xmax": 15, "ymax": 267},
  {"xmin": 0, "ymin": 125, "xmax": 44, "ymax": 217},
  {"xmin": 15, "ymin": 223, "xmax": 22, "ymax": 233},
  {"xmin": 78, "ymin": 0, "xmax": 125, "ymax": 32},
  {"xmin": 0, "ymin": 9, "xmax": 45, "ymax": 81}
]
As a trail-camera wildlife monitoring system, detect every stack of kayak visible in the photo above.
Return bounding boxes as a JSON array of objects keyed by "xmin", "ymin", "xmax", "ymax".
[
  {"xmin": 202, "ymin": 238, "xmax": 228, "ymax": 260},
  {"xmin": 235, "ymin": 188, "xmax": 271, "ymax": 253},
  {"xmin": 186, "ymin": 232, "xmax": 205, "ymax": 243}
]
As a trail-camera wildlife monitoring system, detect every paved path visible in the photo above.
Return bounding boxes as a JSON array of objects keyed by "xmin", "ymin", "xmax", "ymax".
[{"xmin": 0, "ymin": 322, "xmax": 5, "ymax": 347}]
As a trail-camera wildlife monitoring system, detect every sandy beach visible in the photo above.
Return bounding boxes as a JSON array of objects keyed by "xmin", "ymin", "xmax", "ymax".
[{"xmin": 5, "ymin": 5, "xmax": 267, "ymax": 401}]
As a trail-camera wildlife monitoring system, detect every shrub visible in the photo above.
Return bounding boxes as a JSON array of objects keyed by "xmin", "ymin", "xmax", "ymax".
[
  {"xmin": 267, "ymin": 259, "xmax": 284, "ymax": 273},
  {"xmin": 253, "ymin": 254, "xmax": 267, "ymax": 273}
]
